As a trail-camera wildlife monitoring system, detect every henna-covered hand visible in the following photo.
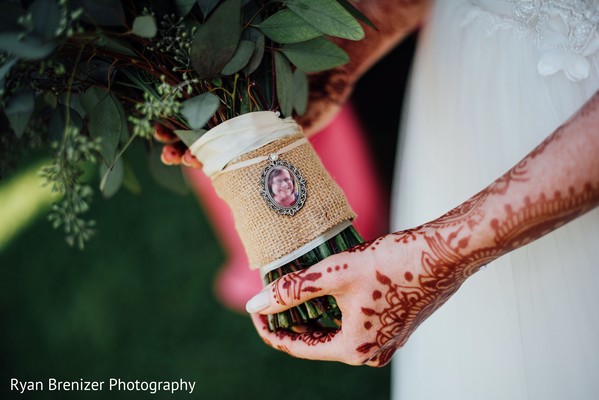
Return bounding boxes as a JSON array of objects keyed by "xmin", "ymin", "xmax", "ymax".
[{"xmin": 247, "ymin": 90, "xmax": 599, "ymax": 366}]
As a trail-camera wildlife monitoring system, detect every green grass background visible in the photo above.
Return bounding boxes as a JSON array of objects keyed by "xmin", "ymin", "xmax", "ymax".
[{"xmin": 1, "ymin": 144, "xmax": 390, "ymax": 400}]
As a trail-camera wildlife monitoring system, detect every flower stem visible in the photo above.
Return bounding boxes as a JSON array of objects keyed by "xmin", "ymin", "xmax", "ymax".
[{"xmin": 263, "ymin": 225, "xmax": 363, "ymax": 332}]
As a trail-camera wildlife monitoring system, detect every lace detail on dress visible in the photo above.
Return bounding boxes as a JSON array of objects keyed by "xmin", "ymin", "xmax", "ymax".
[{"xmin": 467, "ymin": 0, "xmax": 599, "ymax": 81}]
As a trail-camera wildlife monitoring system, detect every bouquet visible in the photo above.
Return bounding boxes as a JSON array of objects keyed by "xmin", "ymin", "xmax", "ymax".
[{"xmin": 0, "ymin": 0, "xmax": 371, "ymax": 331}]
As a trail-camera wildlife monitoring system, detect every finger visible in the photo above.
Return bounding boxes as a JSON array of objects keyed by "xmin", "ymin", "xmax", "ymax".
[
  {"xmin": 251, "ymin": 313, "xmax": 364, "ymax": 365},
  {"xmin": 160, "ymin": 143, "xmax": 186, "ymax": 165},
  {"xmin": 245, "ymin": 257, "xmax": 351, "ymax": 315},
  {"xmin": 154, "ymin": 123, "xmax": 179, "ymax": 144},
  {"xmin": 181, "ymin": 149, "xmax": 202, "ymax": 169}
]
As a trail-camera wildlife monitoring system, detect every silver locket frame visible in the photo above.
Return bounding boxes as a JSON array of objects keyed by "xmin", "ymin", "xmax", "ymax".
[{"xmin": 259, "ymin": 155, "xmax": 307, "ymax": 216}]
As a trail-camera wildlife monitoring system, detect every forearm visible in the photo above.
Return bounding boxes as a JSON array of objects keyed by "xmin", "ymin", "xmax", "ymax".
[{"xmin": 423, "ymin": 91, "xmax": 599, "ymax": 278}]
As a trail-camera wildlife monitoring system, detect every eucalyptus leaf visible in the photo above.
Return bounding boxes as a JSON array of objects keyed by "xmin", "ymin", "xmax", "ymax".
[
  {"xmin": 190, "ymin": 0, "xmax": 241, "ymax": 79},
  {"xmin": 80, "ymin": 86, "xmax": 104, "ymax": 112},
  {"xmin": 96, "ymin": 36, "xmax": 137, "ymax": 57},
  {"xmin": 0, "ymin": 57, "xmax": 18, "ymax": 82},
  {"xmin": 281, "ymin": 37, "xmax": 349, "ymax": 72},
  {"xmin": 337, "ymin": 0, "xmax": 377, "ymax": 30},
  {"xmin": 61, "ymin": 93, "xmax": 87, "ymax": 121},
  {"xmin": 122, "ymin": 159, "xmax": 142, "ymax": 195},
  {"xmin": 43, "ymin": 92, "xmax": 58, "ymax": 109},
  {"xmin": 29, "ymin": 0, "xmax": 60, "ymax": 40},
  {"xmin": 132, "ymin": 15, "xmax": 157, "ymax": 38},
  {"xmin": 240, "ymin": 86, "xmax": 251, "ymax": 115},
  {"xmin": 292, "ymin": 69, "xmax": 308, "ymax": 115},
  {"xmin": 4, "ymin": 89, "xmax": 35, "ymax": 138},
  {"xmin": 148, "ymin": 146, "xmax": 189, "ymax": 195},
  {"xmin": 81, "ymin": 87, "xmax": 128, "ymax": 164},
  {"xmin": 255, "ymin": 10, "xmax": 322, "ymax": 44},
  {"xmin": 196, "ymin": 0, "xmax": 220, "ymax": 18},
  {"xmin": 32, "ymin": 92, "xmax": 56, "ymax": 121},
  {"xmin": 274, "ymin": 52, "xmax": 293, "ymax": 117},
  {"xmin": 48, "ymin": 105, "xmax": 84, "ymax": 141},
  {"xmin": 256, "ymin": 70, "xmax": 273, "ymax": 108},
  {"xmin": 181, "ymin": 92, "xmax": 220, "ymax": 129},
  {"xmin": 99, "ymin": 156, "xmax": 124, "ymax": 198},
  {"xmin": 283, "ymin": 0, "xmax": 364, "ymax": 40},
  {"xmin": 221, "ymin": 40, "xmax": 255, "ymax": 75},
  {"xmin": 242, "ymin": 28, "xmax": 264, "ymax": 75},
  {"xmin": 174, "ymin": 0, "xmax": 196, "ymax": 17},
  {"xmin": 0, "ymin": 33, "xmax": 55, "ymax": 59},
  {"xmin": 174, "ymin": 129, "xmax": 206, "ymax": 147}
]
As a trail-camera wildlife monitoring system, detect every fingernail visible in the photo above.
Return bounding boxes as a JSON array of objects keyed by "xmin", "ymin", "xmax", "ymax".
[{"xmin": 245, "ymin": 289, "xmax": 270, "ymax": 313}]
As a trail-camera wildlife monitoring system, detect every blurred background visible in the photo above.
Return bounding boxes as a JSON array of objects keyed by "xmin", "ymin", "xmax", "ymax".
[
  {"xmin": 1, "ymin": 143, "xmax": 391, "ymax": 400},
  {"xmin": 1, "ymin": 35, "xmax": 415, "ymax": 400}
]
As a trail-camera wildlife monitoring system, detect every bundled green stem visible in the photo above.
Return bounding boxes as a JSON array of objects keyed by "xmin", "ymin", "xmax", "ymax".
[{"xmin": 263, "ymin": 225, "xmax": 363, "ymax": 332}]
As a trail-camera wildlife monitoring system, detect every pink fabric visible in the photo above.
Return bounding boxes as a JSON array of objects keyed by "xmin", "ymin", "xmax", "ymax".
[{"xmin": 184, "ymin": 103, "xmax": 388, "ymax": 312}]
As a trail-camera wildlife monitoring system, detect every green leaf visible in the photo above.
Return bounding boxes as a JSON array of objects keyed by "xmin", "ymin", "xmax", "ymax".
[
  {"xmin": 180, "ymin": 92, "xmax": 220, "ymax": 129},
  {"xmin": 29, "ymin": 0, "xmax": 60, "ymax": 40},
  {"xmin": 190, "ymin": 0, "xmax": 241, "ymax": 79},
  {"xmin": 0, "ymin": 56, "xmax": 18, "ymax": 82},
  {"xmin": 42, "ymin": 92, "xmax": 58, "ymax": 109},
  {"xmin": 197, "ymin": 0, "xmax": 220, "ymax": 18},
  {"xmin": 122, "ymin": 159, "xmax": 142, "ymax": 194},
  {"xmin": 240, "ymin": 86, "xmax": 251, "ymax": 114},
  {"xmin": 281, "ymin": 37, "xmax": 348, "ymax": 72},
  {"xmin": 242, "ymin": 28, "xmax": 265, "ymax": 75},
  {"xmin": 337, "ymin": 0, "xmax": 377, "ymax": 30},
  {"xmin": 174, "ymin": 129, "xmax": 207, "ymax": 147},
  {"xmin": 174, "ymin": 0, "xmax": 196, "ymax": 17},
  {"xmin": 283, "ymin": 0, "xmax": 364, "ymax": 40},
  {"xmin": 4, "ymin": 89, "xmax": 35, "ymax": 138},
  {"xmin": 221, "ymin": 40, "xmax": 255, "ymax": 75},
  {"xmin": 132, "ymin": 15, "xmax": 157, "ymax": 38},
  {"xmin": 292, "ymin": 69, "xmax": 308, "ymax": 115},
  {"xmin": 81, "ymin": 87, "xmax": 128, "ymax": 164},
  {"xmin": 60, "ymin": 93, "xmax": 87, "ymax": 121},
  {"xmin": 96, "ymin": 36, "xmax": 137, "ymax": 57},
  {"xmin": 0, "ymin": 33, "xmax": 55, "ymax": 59},
  {"xmin": 78, "ymin": 0, "xmax": 126, "ymax": 27},
  {"xmin": 99, "ymin": 157, "xmax": 124, "ymax": 198},
  {"xmin": 148, "ymin": 146, "xmax": 189, "ymax": 195},
  {"xmin": 255, "ymin": 9, "xmax": 322, "ymax": 44},
  {"xmin": 48, "ymin": 105, "xmax": 84, "ymax": 141},
  {"xmin": 274, "ymin": 52, "xmax": 293, "ymax": 117}
]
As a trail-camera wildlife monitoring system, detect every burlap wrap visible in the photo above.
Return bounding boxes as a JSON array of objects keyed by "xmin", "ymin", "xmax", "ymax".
[{"xmin": 211, "ymin": 131, "xmax": 356, "ymax": 270}]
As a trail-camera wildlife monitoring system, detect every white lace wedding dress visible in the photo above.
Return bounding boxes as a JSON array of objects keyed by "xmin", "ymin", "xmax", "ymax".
[{"xmin": 390, "ymin": 1, "xmax": 599, "ymax": 399}]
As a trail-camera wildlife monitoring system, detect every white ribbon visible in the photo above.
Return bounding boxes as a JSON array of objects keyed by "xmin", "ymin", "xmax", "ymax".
[
  {"xmin": 215, "ymin": 138, "xmax": 309, "ymax": 176},
  {"xmin": 189, "ymin": 111, "xmax": 299, "ymax": 178}
]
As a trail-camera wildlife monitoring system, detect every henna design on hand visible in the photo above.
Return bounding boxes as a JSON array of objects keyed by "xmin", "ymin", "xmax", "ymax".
[
  {"xmin": 273, "ymin": 269, "xmax": 323, "ymax": 306},
  {"xmin": 357, "ymin": 229, "xmax": 485, "ymax": 367},
  {"xmin": 347, "ymin": 237, "xmax": 384, "ymax": 253},
  {"xmin": 356, "ymin": 129, "xmax": 599, "ymax": 367},
  {"xmin": 275, "ymin": 329, "xmax": 339, "ymax": 346}
]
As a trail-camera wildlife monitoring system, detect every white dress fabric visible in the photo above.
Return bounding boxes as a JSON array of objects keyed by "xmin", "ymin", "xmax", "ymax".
[{"xmin": 390, "ymin": 1, "xmax": 599, "ymax": 399}]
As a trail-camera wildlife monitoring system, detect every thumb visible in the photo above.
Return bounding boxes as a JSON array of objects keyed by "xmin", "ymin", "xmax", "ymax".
[{"xmin": 245, "ymin": 260, "xmax": 348, "ymax": 315}]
